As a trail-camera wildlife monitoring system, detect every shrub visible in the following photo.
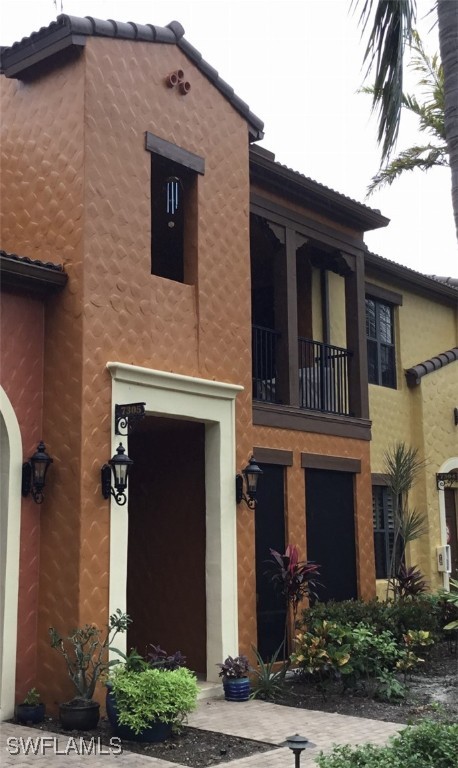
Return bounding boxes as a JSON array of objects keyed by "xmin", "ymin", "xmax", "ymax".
[
  {"xmin": 316, "ymin": 721, "xmax": 458, "ymax": 768},
  {"xmin": 109, "ymin": 666, "xmax": 198, "ymax": 735},
  {"xmin": 300, "ymin": 596, "xmax": 442, "ymax": 641},
  {"xmin": 291, "ymin": 620, "xmax": 424, "ymax": 693}
]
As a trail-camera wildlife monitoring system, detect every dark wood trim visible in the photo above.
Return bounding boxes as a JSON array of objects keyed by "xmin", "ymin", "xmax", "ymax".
[
  {"xmin": 345, "ymin": 251, "xmax": 369, "ymax": 420},
  {"xmin": 250, "ymin": 194, "xmax": 367, "ymax": 256},
  {"xmin": 301, "ymin": 453, "xmax": 361, "ymax": 473},
  {"xmin": 253, "ymin": 402, "xmax": 372, "ymax": 440},
  {"xmin": 372, "ymin": 473, "xmax": 389, "ymax": 486},
  {"xmin": 365, "ymin": 282, "xmax": 403, "ymax": 306},
  {"xmin": 286, "ymin": 228, "xmax": 299, "ymax": 407},
  {"xmin": 145, "ymin": 132, "xmax": 205, "ymax": 175},
  {"xmin": 253, "ymin": 448, "xmax": 294, "ymax": 466},
  {"xmin": 321, "ymin": 269, "xmax": 330, "ymax": 344}
]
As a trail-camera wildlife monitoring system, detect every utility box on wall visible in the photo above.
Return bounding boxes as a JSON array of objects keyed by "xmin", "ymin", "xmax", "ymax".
[{"xmin": 436, "ymin": 545, "xmax": 451, "ymax": 573}]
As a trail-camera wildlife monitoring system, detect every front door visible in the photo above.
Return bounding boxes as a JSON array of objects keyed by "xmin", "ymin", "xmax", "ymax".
[
  {"xmin": 445, "ymin": 488, "xmax": 458, "ymax": 580},
  {"xmin": 126, "ymin": 416, "xmax": 207, "ymax": 674},
  {"xmin": 255, "ymin": 464, "xmax": 286, "ymax": 660},
  {"xmin": 305, "ymin": 469, "xmax": 357, "ymax": 601}
]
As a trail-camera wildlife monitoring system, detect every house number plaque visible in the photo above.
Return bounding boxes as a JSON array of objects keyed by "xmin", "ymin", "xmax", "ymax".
[{"xmin": 115, "ymin": 402, "xmax": 146, "ymax": 436}]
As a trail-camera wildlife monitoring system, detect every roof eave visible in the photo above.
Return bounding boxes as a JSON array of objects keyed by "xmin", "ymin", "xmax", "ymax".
[
  {"xmin": 250, "ymin": 152, "xmax": 389, "ymax": 232},
  {"xmin": 365, "ymin": 252, "xmax": 458, "ymax": 303},
  {"xmin": 0, "ymin": 255, "xmax": 68, "ymax": 294}
]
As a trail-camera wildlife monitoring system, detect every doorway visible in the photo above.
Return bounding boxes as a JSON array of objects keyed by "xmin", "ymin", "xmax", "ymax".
[
  {"xmin": 445, "ymin": 488, "xmax": 458, "ymax": 580},
  {"xmin": 255, "ymin": 464, "xmax": 286, "ymax": 660},
  {"xmin": 305, "ymin": 469, "xmax": 357, "ymax": 601},
  {"xmin": 126, "ymin": 416, "xmax": 206, "ymax": 674}
]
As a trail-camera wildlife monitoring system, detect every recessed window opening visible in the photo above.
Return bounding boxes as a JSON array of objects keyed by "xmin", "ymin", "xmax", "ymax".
[
  {"xmin": 151, "ymin": 155, "xmax": 195, "ymax": 283},
  {"xmin": 146, "ymin": 132, "xmax": 204, "ymax": 285}
]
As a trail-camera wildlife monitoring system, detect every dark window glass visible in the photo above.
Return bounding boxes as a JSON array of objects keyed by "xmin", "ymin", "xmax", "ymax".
[
  {"xmin": 365, "ymin": 298, "xmax": 396, "ymax": 388},
  {"xmin": 372, "ymin": 486, "xmax": 402, "ymax": 579}
]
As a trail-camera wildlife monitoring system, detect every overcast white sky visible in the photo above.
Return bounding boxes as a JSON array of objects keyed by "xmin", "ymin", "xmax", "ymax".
[{"xmin": 1, "ymin": 0, "xmax": 457, "ymax": 277}]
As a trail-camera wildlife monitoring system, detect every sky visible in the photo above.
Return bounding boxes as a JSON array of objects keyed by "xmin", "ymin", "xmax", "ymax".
[{"xmin": 1, "ymin": 0, "xmax": 457, "ymax": 277}]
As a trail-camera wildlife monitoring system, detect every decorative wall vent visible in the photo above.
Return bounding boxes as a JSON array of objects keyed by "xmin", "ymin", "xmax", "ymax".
[{"xmin": 166, "ymin": 69, "xmax": 191, "ymax": 94}]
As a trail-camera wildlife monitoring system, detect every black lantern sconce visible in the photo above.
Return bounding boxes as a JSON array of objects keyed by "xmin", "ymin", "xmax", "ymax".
[
  {"xmin": 22, "ymin": 441, "xmax": 53, "ymax": 504},
  {"xmin": 283, "ymin": 733, "xmax": 315, "ymax": 768},
  {"xmin": 235, "ymin": 456, "xmax": 263, "ymax": 510},
  {"xmin": 101, "ymin": 443, "xmax": 134, "ymax": 506}
]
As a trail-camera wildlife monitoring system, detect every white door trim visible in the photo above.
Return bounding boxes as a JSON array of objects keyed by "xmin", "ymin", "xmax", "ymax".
[
  {"xmin": 106, "ymin": 363, "xmax": 242, "ymax": 682},
  {"xmin": 0, "ymin": 386, "xmax": 23, "ymax": 720}
]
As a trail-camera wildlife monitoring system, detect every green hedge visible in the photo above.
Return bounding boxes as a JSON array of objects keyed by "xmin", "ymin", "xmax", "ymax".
[
  {"xmin": 300, "ymin": 596, "xmax": 445, "ymax": 641},
  {"xmin": 316, "ymin": 721, "xmax": 458, "ymax": 768}
]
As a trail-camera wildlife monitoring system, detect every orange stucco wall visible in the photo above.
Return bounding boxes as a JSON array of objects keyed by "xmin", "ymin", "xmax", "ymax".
[
  {"xmin": 0, "ymin": 291, "xmax": 44, "ymax": 701},
  {"xmin": 1, "ymin": 36, "xmax": 375, "ymax": 706}
]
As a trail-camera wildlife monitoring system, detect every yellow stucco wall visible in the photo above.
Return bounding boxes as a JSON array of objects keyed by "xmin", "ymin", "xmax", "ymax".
[{"xmin": 368, "ymin": 277, "xmax": 457, "ymax": 594}]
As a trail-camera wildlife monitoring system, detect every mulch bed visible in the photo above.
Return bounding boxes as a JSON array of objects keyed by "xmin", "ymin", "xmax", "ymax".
[
  {"xmin": 272, "ymin": 641, "xmax": 458, "ymax": 725},
  {"xmin": 9, "ymin": 715, "xmax": 278, "ymax": 767}
]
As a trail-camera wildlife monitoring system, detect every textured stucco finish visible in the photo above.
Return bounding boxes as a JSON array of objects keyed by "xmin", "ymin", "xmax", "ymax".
[
  {"xmin": 2, "ymin": 34, "xmax": 379, "ymax": 705},
  {"xmin": 0, "ymin": 293, "xmax": 44, "ymax": 701},
  {"xmin": 368, "ymin": 280, "xmax": 458, "ymax": 592}
]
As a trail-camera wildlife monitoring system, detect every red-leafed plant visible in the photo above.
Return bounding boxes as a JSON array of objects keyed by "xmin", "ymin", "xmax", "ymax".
[
  {"xmin": 393, "ymin": 564, "xmax": 428, "ymax": 599},
  {"xmin": 266, "ymin": 544, "xmax": 320, "ymax": 655}
]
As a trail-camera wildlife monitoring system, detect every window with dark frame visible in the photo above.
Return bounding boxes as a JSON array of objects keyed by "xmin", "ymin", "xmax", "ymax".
[
  {"xmin": 372, "ymin": 485, "xmax": 402, "ymax": 579},
  {"xmin": 365, "ymin": 297, "xmax": 396, "ymax": 388}
]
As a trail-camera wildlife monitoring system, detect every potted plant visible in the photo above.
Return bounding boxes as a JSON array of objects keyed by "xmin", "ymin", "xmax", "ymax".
[
  {"xmin": 49, "ymin": 608, "xmax": 130, "ymax": 730},
  {"xmin": 217, "ymin": 655, "xmax": 251, "ymax": 701},
  {"xmin": 106, "ymin": 646, "xmax": 198, "ymax": 742},
  {"xmin": 15, "ymin": 688, "xmax": 45, "ymax": 724}
]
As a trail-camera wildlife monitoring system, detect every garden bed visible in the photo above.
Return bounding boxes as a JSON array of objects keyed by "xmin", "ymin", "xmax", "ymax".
[{"xmin": 273, "ymin": 641, "xmax": 457, "ymax": 725}]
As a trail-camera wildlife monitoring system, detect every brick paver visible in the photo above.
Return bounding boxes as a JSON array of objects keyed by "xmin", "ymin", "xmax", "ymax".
[{"xmin": 1, "ymin": 698, "xmax": 403, "ymax": 767}]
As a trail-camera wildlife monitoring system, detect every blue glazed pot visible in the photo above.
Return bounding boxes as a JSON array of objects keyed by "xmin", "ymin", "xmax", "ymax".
[
  {"xmin": 106, "ymin": 689, "xmax": 172, "ymax": 743},
  {"xmin": 16, "ymin": 703, "xmax": 46, "ymax": 725},
  {"xmin": 223, "ymin": 677, "xmax": 251, "ymax": 701}
]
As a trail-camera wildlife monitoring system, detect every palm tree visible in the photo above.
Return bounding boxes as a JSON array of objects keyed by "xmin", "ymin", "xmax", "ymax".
[
  {"xmin": 365, "ymin": 32, "xmax": 448, "ymax": 194},
  {"xmin": 354, "ymin": 0, "xmax": 458, "ymax": 244}
]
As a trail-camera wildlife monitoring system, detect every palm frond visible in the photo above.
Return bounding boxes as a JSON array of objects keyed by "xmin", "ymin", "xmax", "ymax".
[
  {"xmin": 397, "ymin": 506, "xmax": 429, "ymax": 544},
  {"xmin": 383, "ymin": 442, "xmax": 427, "ymax": 499},
  {"xmin": 367, "ymin": 143, "xmax": 448, "ymax": 193},
  {"xmin": 353, "ymin": 0, "xmax": 417, "ymax": 160}
]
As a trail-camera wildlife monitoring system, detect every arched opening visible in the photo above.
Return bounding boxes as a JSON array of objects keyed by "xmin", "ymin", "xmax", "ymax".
[{"xmin": 0, "ymin": 386, "xmax": 22, "ymax": 720}]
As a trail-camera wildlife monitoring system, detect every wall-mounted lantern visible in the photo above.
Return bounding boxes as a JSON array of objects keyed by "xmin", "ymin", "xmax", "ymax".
[
  {"xmin": 101, "ymin": 443, "xmax": 134, "ymax": 506},
  {"xmin": 235, "ymin": 456, "xmax": 263, "ymax": 510},
  {"xmin": 22, "ymin": 441, "xmax": 53, "ymax": 504}
]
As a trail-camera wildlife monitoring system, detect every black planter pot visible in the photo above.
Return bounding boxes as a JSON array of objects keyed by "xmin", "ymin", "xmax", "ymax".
[
  {"xmin": 59, "ymin": 700, "xmax": 100, "ymax": 730},
  {"xmin": 106, "ymin": 689, "xmax": 172, "ymax": 743},
  {"xmin": 15, "ymin": 703, "xmax": 46, "ymax": 725}
]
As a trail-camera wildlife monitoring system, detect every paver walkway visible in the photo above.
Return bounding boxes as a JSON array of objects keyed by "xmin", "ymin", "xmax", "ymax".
[{"xmin": 1, "ymin": 698, "xmax": 403, "ymax": 767}]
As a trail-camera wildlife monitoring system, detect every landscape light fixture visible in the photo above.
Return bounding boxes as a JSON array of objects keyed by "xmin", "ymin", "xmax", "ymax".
[
  {"xmin": 284, "ymin": 733, "xmax": 314, "ymax": 768},
  {"xmin": 22, "ymin": 441, "xmax": 53, "ymax": 504},
  {"xmin": 235, "ymin": 456, "xmax": 263, "ymax": 510},
  {"xmin": 101, "ymin": 443, "xmax": 134, "ymax": 506}
]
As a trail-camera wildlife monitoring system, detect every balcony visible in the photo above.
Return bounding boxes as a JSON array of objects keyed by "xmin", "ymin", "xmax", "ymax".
[{"xmin": 252, "ymin": 325, "xmax": 351, "ymax": 416}]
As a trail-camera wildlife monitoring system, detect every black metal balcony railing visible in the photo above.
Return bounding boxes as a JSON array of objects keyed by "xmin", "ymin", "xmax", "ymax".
[
  {"xmin": 252, "ymin": 325, "xmax": 279, "ymax": 403},
  {"xmin": 298, "ymin": 337, "xmax": 350, "ymax": 415}
]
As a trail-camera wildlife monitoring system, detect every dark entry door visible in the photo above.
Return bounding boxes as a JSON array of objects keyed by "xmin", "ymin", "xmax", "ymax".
[
  {"xmin": 445, "ymin": 488, "xmax": 458, "ymax": 580},
  {"xmin": 126, "ymin": 417, "xmax": 206, "ymax": 674},
  {"xmin": 255, "ymin": 464, "xmax": 286, "ymax": 660},
  {"xmin": 305, "ymin": 469, "xmax": 357, "ymax": 601}
]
